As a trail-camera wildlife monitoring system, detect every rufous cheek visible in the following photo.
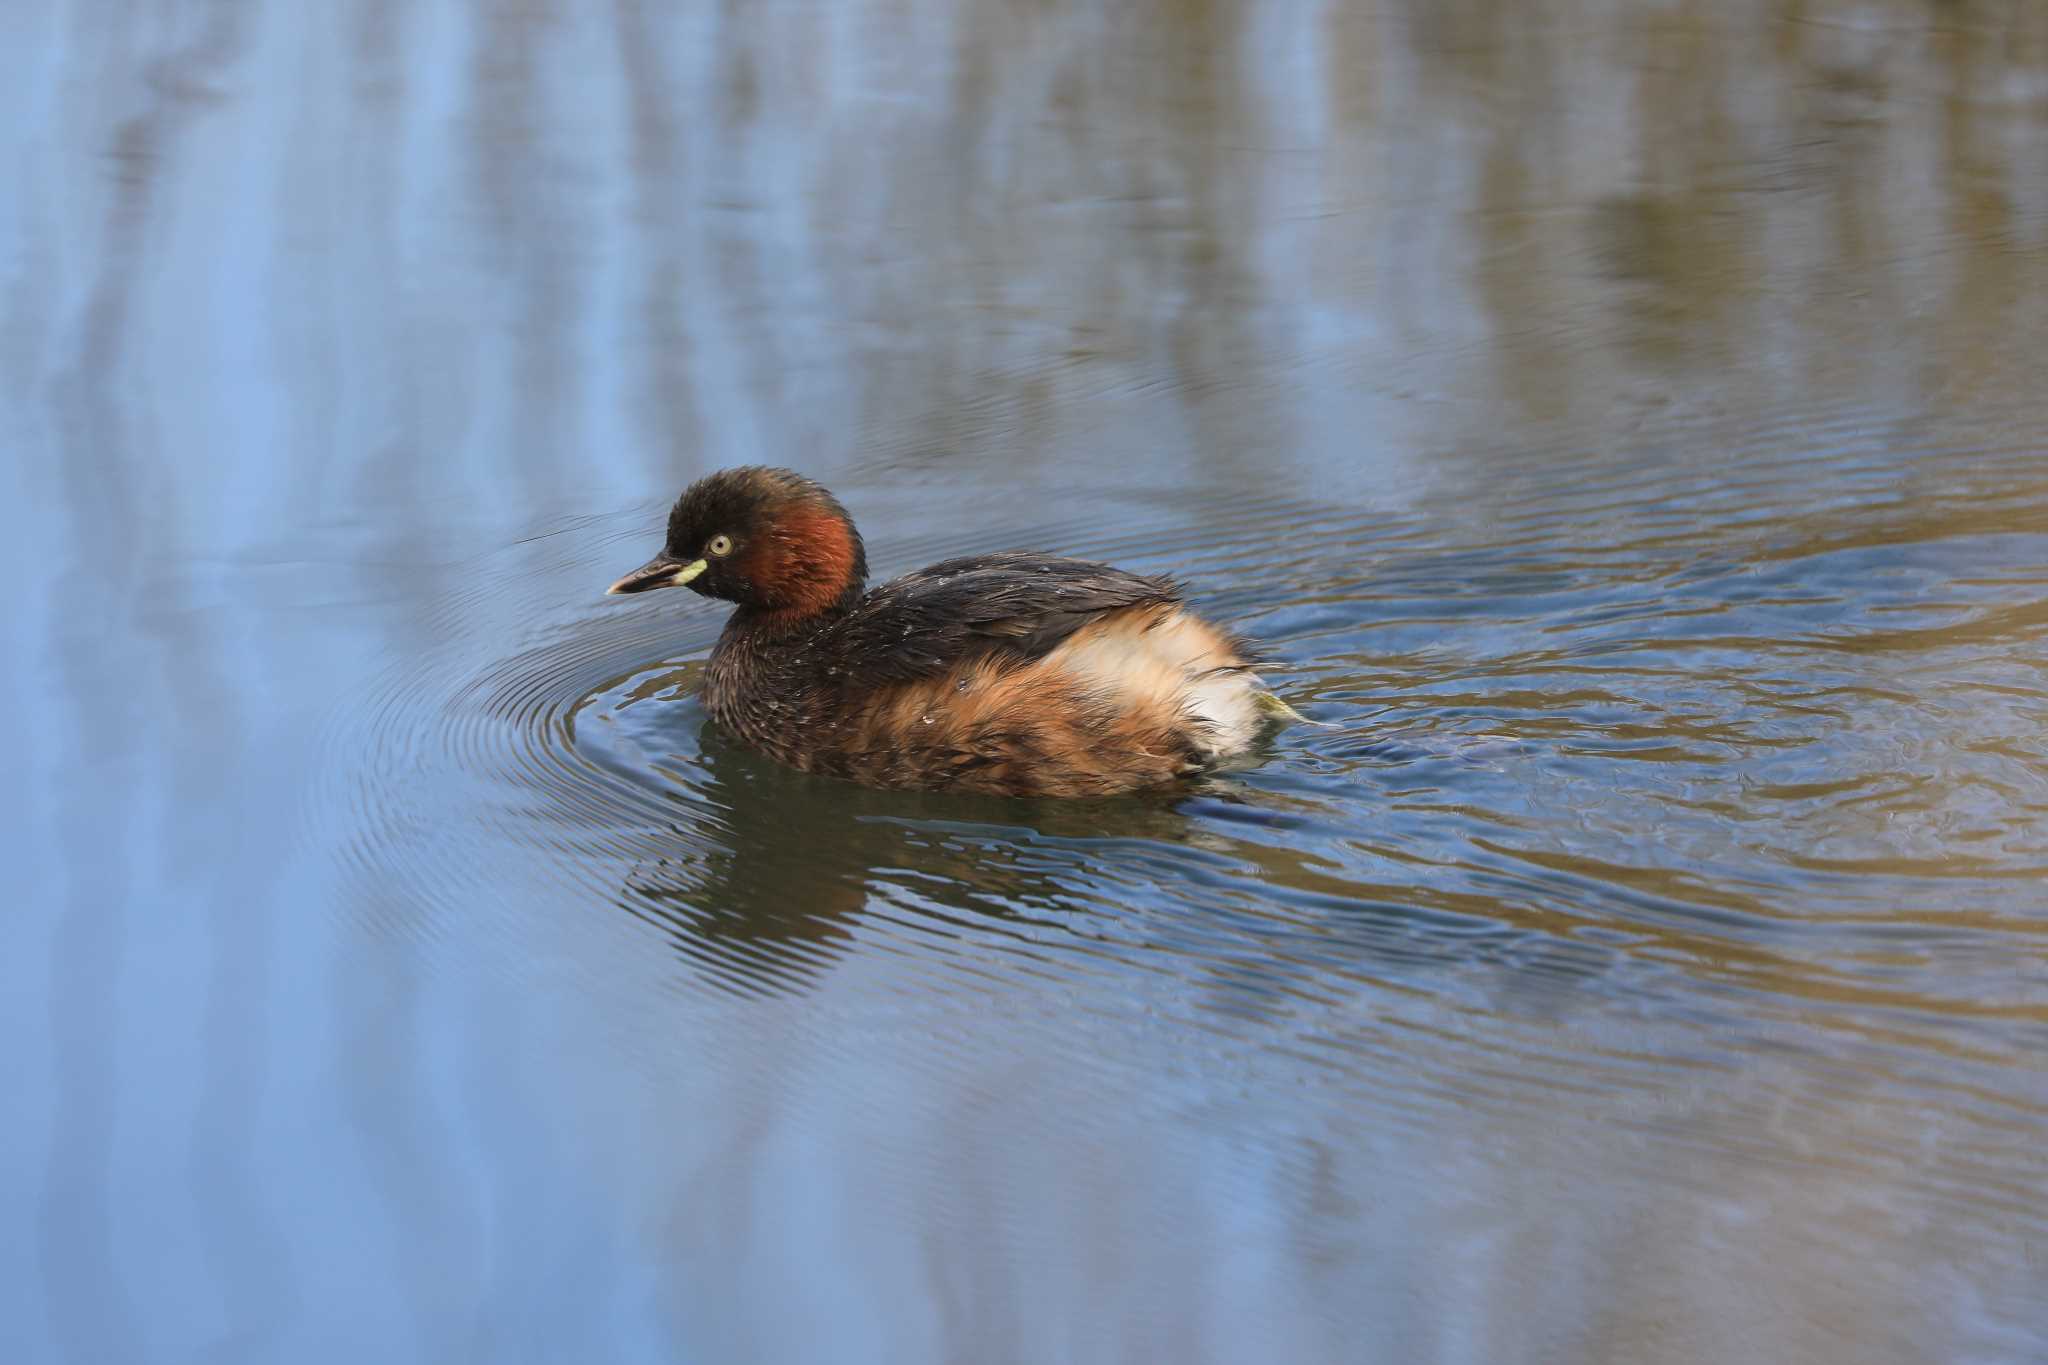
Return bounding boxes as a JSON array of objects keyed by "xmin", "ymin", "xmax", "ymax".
[{"xmin": 765, "ymin": 509, "xmax": 859, "ymax": 615}]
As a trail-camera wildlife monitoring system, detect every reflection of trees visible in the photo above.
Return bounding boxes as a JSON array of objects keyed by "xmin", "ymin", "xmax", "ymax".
[
  {"xmin": 30, "ymin": 0, "xmax": 2048, "ymax": 610},
  {"xmin": 620, "ymin": 0, "xmax": 2046, "ymax": 463}
]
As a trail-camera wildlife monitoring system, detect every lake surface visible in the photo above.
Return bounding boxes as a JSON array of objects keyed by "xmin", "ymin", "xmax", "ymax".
[{"xmin": 6, "ymin": 2, "xmax": 2047, "ymax": 1360}]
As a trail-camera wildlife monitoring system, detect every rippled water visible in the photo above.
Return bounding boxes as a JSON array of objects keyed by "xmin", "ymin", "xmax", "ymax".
[{"xmin": 7, "ymin": 2, "xmax": 2048, "ymax": 1361}]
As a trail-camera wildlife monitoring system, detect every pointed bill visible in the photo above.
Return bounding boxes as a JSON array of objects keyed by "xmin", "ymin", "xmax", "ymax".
[{"xmin": 606, "ymin": 555, "xmax": 708, "ymax": 595}]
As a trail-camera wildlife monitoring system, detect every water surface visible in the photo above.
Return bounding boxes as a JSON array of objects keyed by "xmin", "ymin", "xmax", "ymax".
[{"xmin": 5, "ymin": 2, "xmax": 2047, "ymax": 1361}]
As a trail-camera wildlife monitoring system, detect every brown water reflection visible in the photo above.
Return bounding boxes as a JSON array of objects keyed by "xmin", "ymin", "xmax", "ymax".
[{"xmin": 5, "ymin": 1, "xmax": 2047, "ymax": 1361}]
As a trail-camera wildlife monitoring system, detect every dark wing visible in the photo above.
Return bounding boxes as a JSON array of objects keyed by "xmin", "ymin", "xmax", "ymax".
[{"xmin": 821, "ymin": 552, "xmax": 1183, "ymax": 687}]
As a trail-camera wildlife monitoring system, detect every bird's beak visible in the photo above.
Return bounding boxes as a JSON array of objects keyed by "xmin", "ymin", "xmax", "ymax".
[{"xmin": 606, "ymin": 555, "xmax": 707, "ymax": 596}]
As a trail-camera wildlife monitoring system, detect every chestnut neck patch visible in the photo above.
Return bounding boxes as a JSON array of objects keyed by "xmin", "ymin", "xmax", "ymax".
[{"xmin": 749, "ymin": 501, "xmax": 867, "ymax": 622}]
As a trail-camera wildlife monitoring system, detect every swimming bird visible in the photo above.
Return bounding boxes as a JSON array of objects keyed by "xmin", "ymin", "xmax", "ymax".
[{"xmin": 607, "ymin": 467, "xmax": 1299, "ymax": 796}]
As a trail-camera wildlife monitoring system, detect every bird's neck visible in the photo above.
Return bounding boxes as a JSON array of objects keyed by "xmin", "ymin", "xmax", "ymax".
[{"xmin": 731, "ymin": 577, "xmax": 863, "ymax": 641}]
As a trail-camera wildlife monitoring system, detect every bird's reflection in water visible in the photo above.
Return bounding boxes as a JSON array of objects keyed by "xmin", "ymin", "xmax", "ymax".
[
  {"xmin": 613, "ymin": 719, "xmax": 1213, "ymax": 999},
  {"xmin": 591, "ymin": 672, "xmax": 1633, "ymax": 1026}
]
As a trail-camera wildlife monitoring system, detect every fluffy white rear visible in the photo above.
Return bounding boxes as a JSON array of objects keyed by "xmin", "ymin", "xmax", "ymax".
[{"xmin": 1044, "ymin": 606, "xmax": 1264, "ymax": 758}]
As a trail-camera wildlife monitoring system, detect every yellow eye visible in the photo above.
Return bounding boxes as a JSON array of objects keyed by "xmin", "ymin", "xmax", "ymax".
[{"xmin": 707, "ymin": 534, "xmax": 734, "ymax": 557}]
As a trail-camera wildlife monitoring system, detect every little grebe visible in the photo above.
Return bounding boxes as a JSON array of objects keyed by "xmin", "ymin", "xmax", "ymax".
[{"xmin": 607, "ymin": 467, "xmax": 1298, "ymax": 796}]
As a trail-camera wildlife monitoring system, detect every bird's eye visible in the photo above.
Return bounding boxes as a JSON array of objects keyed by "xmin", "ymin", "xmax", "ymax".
[{"xmin": 707, "ymin": 534, "xmax": 734, "ymax": 557}]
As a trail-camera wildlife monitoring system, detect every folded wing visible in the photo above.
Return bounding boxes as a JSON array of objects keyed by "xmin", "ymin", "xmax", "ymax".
[{"xmin": 822, "ymin": 553, "xmax": 1186, "ymax": 688}]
